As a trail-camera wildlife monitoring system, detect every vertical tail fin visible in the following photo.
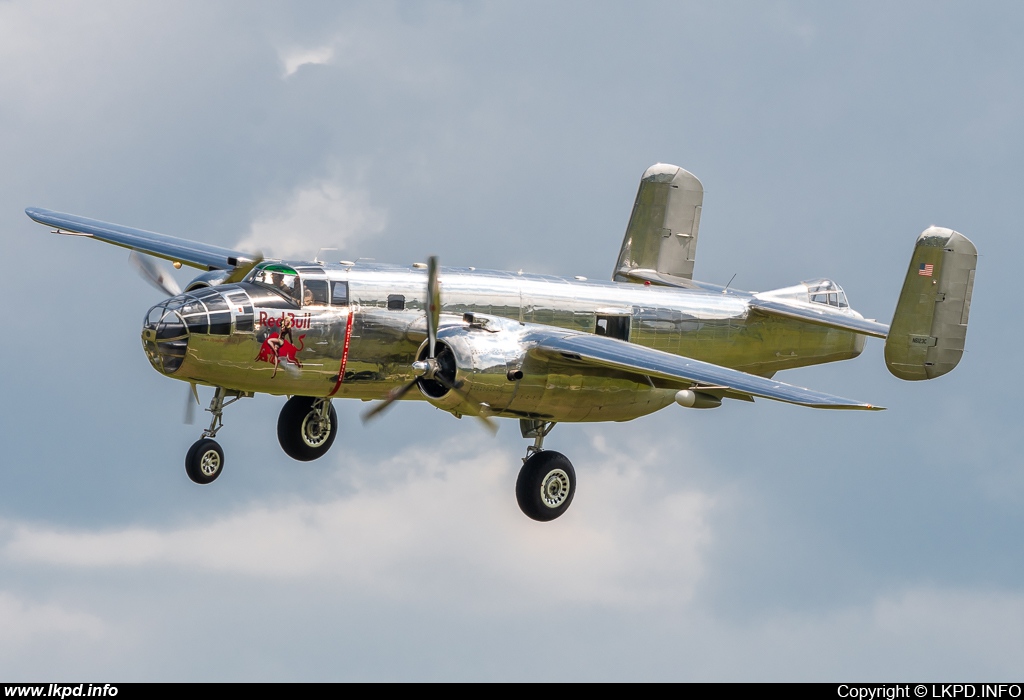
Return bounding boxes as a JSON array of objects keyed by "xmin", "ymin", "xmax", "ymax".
[
  {"xmin": 885, "ymin": 226, "xmax": 977, "ymax": 380},
  {"xmin": 613, "ymin": 164, "xmax": 703, "ymax": 283}
]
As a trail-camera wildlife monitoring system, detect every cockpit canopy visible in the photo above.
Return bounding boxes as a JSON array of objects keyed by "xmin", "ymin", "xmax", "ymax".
[
  {"xmin": 248, "ymin": 263, "xmax": 302, "ymax": 302},
  {"xmin": 245, "ymin": 262, "xmax": 348, "ymax": 307}
]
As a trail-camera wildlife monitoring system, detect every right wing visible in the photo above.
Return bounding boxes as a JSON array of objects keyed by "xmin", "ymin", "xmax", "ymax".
[
  {"xmin": 25, "ymin": 207, "xmax": 256, "ymax": 272},
  {"xmin": 528, "ymin": 329, "xmax": 883, "ymax": 410}
]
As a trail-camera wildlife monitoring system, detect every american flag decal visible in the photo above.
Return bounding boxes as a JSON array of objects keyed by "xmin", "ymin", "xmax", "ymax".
[{"xmin": 918, "ymin": 263, "xmax": 934, "ymax": 277}]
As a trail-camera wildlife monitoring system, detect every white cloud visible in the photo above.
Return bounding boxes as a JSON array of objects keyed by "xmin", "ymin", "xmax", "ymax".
[
  {"xmin": 279, "ymin": 45, "xmax": 335, "ymax": 78},
  {"xmin": 236, "ymin": 179, "xmax": 387, "ymax": 260},
  {"xmin": 680, "ymin": 588, "xmax": 1024, "ymax": 680},
  {"xmin": 4, "ymin": 439, "xmax": 712, "ymax": 610},
  {"xmin": 0, "ymin": 591, "xmax": 107, "ymax": 653}
]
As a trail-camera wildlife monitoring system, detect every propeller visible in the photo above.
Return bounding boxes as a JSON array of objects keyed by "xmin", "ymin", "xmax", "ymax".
[
  {"xmin": 130, "ymin": 250, "xmax": 264, "ymax": 297},
  {"xmin": 184, "ymin": 384, "xmax": 198, "ymax": 425},
  {"xmin": 362, "ymin": 256, "xmax": 497, "ymax": 433},
  {"xmin": 129, "ymin": 250, "xmax": 181, "ymax": 297}
]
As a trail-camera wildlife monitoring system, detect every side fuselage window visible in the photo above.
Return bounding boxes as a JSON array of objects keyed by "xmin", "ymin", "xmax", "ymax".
[
  {"xmin": 595, "ymin": 314, "xmax": 630, "ymax": 341},
  {"xmin": 332, "ymin": 281, "xmax": 349, "ymax": 306},
  {"xmin": 387, "ymin": 294, "xmax": 405, "ymax": 311},
  {"xmin": 303, "ymin": 279, "xmax": 329, "ymax": 306}
]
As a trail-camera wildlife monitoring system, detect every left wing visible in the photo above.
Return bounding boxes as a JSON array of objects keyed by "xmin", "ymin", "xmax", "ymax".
[
  {"xmin": 528, "ymin": 329, "xmax": 882, "ymax": 410},
  {"xmin": 25, "ymin": 207, "xmax": 256, "ymax": 272}
]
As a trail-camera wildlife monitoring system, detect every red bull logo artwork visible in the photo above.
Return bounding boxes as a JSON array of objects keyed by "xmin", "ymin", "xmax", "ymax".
[
  {"xmin": 258, "ymin": 311, "xmax": 312, "ymax": 330},
  {"xmin": 255, "ymin": 313, "xmax": 307, "ymax": 378}
]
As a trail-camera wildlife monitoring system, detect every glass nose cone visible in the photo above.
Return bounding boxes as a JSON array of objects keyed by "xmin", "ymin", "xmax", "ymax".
[{"xmin": 142, "ymin": 299, "xmax": 190, "ymax": 374}]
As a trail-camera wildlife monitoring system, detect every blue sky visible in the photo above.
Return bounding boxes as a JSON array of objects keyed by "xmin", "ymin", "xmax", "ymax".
[{"xmin": 0, "ymin": 1, "xmax": 1021, "ymax": 680}]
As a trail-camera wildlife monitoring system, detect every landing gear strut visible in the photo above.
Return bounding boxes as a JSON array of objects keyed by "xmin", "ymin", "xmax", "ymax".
[
  {"xmin": 185, "ymin": 387, "xmax": 247, "ymax": 485},
  {"xmin": 278, "ymin": 396, "xmax": 338, "ymax": 461},
  {"xmin": 516, "ymin": 420, "xmax": 575, "ymax": 522}
]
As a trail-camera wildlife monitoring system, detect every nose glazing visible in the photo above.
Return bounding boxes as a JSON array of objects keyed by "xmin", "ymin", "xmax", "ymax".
[{"xmin": 142, "ymin": 300, "xmax": 189, "ymax": 374}]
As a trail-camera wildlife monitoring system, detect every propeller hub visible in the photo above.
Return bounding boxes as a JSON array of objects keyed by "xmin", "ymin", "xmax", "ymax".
[{"xmin": 412, "ymin": 358, "xmax": 441, "ymax": 379}]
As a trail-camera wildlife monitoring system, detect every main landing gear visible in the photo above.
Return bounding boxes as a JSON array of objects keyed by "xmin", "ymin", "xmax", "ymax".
[
  {"xmin": 278, "ymin": 396, "xmax": 338, "ymax": 461},
  {"xmin": 184, "ymin": 387, "xmax": 248, "ymax": 485},
  {"xmin": 516, "ymin": 420, "xmax": 575, "ymax": 522}
]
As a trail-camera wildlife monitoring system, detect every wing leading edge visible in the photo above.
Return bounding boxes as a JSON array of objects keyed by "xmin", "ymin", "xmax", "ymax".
[
  {"xmin": 25, "ymin": 207, "xmax": 255, "ymax": 271},
  {"xmin": 528, "ymin": 330, "xmax": 883, "ymax": 410}
]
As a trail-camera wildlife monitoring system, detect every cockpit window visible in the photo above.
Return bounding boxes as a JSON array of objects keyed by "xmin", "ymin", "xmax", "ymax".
[
  {"xmin": 247, "ymin": 264, "xmax": 302, "ymax": 303},
  {"xmin": 303, "ymin": 279, "xmax": 329, "ymax": 306},
  {"xmin": 804, "ymin": 279, "xmax": 849, "ymax": 308}
]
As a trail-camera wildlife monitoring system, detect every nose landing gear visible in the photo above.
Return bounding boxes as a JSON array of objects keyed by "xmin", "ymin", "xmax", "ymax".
[
  {"xmin": 185, "ymin": 438, "xmax": 224, "ymax": 485},
  {"xmin": 184, "ymin": 386, "xmax": 249, "ymax": 485},
  {"xmin": 516, "ymin": 420, "xmax": 575, "ymax": 522}
]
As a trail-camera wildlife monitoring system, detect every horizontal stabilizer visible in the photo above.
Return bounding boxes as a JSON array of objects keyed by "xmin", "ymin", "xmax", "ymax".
[
  {"xmin": 750, "ymin": 297, "xmax": 889, "ymax": 338},
  {"xmin": 885, "ymin": 227, "xmax": 977, "ymax": 380},
  {"xmin": 528, "ymin": 329, "xmax": 883, "ymax": 410},
  {"xmin": 25, "ymin": 207, "xmax": 255, "ymax": 272},
  {"xmin": 617, "ymin": 267, "xmax": 732, "ymax": 294}
]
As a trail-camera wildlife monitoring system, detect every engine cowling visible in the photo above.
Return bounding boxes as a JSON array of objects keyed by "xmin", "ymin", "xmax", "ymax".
[
  {"xmin": 184, "ymin": 269, "xmax": 231, "ymax": 291},
  {"xmin": 415, "ymin": 323, "xmax": 525, "ymax": 414}
]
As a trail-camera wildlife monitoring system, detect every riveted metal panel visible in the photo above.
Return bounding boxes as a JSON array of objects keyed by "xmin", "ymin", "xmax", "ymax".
[{"xmin": 885, "ymin": 227, "xmax": 978, "ymax": 380}]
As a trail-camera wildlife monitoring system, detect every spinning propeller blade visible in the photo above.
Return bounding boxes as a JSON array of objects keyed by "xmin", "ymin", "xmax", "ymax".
[
  {"xmin": 427, "ymin": 256, "xmax": 440, "ymax": 358},
  {"xmin": 129, "ymin": 251, "xmax": 182, "ymax": 297},
  {"xmin": 433, "ymin": 374, "xmax": 498, "ymax": 434},
  {"xmin": 361, "ymin": 379, "xmax": 419, "ymax": 422},
  {"xmin": 184, "ymin": 384, "xmax": 199, "ymax": 425}
]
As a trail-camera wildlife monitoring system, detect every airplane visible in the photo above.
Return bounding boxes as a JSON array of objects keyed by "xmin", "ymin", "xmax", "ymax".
[{"xmin": 25, "ymin": 163, "xmax": 978, "ymax": 521}]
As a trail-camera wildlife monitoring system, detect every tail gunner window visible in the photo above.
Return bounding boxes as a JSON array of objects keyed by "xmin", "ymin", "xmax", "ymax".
[{"xmin": 805, "ymin": 279, "xmax": 849, "ymax": 308}]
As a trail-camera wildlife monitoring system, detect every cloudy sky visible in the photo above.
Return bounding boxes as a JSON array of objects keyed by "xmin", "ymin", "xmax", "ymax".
[{"xmin": 1, "ymin": 0, "xmax": 1021, "ymax": 680}]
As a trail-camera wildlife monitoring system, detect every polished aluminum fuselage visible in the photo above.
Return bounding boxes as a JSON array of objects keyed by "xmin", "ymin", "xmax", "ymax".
[{"xmin": 156, "ymin": 264, "xmax": 864, "ymax": 423}]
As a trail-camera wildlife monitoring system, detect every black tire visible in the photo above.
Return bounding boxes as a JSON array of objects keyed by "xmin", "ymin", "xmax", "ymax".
[
  {"xmin": 185, "ymin": 438, "xmax": 224, "ymax": 485},
  {"xmin": 515, "ymin": 450, "xmax": 576, "ymax": 522},
  {"xmin": 278, "ymin": 396, "xmax": 338, "ymax": 461}
]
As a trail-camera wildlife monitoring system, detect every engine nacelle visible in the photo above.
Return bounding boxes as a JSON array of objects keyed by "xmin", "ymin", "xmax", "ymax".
[
  {"xmin": 414, "ymin": 315, "xmax": 679, "ymax": 423},
  {"xmin": 415, "ymin": 321, "xmax": 525, "ymax": 414},
  {"xmin": 184, "ymin": 269, "xmax": 231, "ymax": 291}
]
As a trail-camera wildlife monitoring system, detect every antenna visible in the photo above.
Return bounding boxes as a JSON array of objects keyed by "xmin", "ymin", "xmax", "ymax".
[
  {"xmin": 314, "ymin": 247, "xmax": 338, "ymax": 264},
  {"xmin": 723, "ymin": 273, "xmax": 737, "ymax": 292}
]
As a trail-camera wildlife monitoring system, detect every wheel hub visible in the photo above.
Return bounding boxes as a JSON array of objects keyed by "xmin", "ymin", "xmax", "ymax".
[
  {"xmin": 301, "ymin": 411, "xmax": 331, "ymax": 448},
  {"xmin": 540, "ymin": 468, "xmax": 570, "ymax": 508},
  {"xmin": 200, "ymin": 449, "xmax": 221, "ymax": 477}
]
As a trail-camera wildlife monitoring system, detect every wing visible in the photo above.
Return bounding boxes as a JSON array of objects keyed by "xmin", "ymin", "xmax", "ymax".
[
  {"xmin": 528, "ymin": 329, "xmax": 883, "ymax": 410},
  {"xmin": 749, "ymin": 298, "xmax": 890, "ymax": 338},
  {"xmin": 25, "ymin": 207, "xmax": 256, "ymax": 272}
]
